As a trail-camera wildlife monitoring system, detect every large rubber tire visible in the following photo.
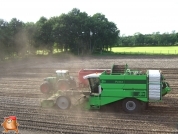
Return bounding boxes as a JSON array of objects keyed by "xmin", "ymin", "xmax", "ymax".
[
  {"xmin": 122, "ymin": 98, "xmax": 141, "ymax": 113},
  {"xmin": 56, "ymin": 96, "xmax": 71, "ymax": 110},
  {"xmin": 58, "ymin": 81, "xmax": 69, "ymax": 90},
  {"xmin": 40, "ymin": 82, "xmax": 50, "ymax": 94}
]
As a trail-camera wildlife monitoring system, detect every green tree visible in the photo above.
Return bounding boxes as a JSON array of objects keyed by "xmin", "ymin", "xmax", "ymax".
[
  {"xmin": 35, "ymin": 16, "xmax": 54, "ymax": 54},
  {"xmin": 8, "ymin": 18, "xmax": 25, "ymax": 56},
  {"xmin": 25, "ymin": 22, "xmax": 37, "ymax": 54},
  {"xmin": 0, "ymin": 19, "xmax": 9, "ymax": 60},
  {"xmin": 52, "ymin": 8, "xmax": 91, "ymax": 55},
  {"xmin": 90, "ymin": 13, "xmax": 119, "ymax": 53}
]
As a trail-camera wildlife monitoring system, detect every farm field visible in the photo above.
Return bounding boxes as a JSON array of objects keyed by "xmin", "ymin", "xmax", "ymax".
[
  {"xmin": 0, "ymin": 55, "xmax": 178, "ymax": 134},
  {"xmin": 112, "ymin": 46, "xmax": 178, "ymax": 55}
]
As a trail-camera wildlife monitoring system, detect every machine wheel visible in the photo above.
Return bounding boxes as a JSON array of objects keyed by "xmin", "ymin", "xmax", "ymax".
[
  {"xmin": 58, "ymin": 81, "xmax": 69, "ymax": 90},
  {"xmin": 122, "ymin": 98, "xmax": 141, "ymax": 113},
  {"xmin": 40, "ymin": 82, "xmax": 50, "ymax": 94},
  {"xmin": 56, "ymin": 96, "xmax": 71, "ymax": 110}
]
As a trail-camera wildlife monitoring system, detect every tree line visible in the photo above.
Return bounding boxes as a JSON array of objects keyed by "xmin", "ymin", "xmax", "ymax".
[
  {"xmin": 118, "ymin": 31, "xmax": 178, "ymax": 47},
  {"xmin": 0, "ymin": 8, "xmax": 177, "ymax": 60},
  {"xmin": 0, "ymin": 8, "xmax": 119, "ymax": 60}
]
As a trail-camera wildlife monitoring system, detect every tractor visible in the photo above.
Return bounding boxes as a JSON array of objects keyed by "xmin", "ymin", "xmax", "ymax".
[{"xmin": 40, "ymin": 70, "xmax": 76, "ymax": 94}]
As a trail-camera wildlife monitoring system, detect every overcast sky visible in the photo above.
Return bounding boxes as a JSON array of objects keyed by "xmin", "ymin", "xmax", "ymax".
[{"xmin": 0, "ymin": 0, "xmax": 178, "ymax": 36}]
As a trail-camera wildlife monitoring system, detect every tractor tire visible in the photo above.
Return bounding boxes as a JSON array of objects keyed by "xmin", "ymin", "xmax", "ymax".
[
  {"xmin": 122, "ymin": 98, "xmax": 141, "ymax": 113},
  {"xmin": 58, "ymin": 81, "xmax": 69, "ymax": 90},
  {"xmin": 40, "ymin": 82, "xmax": 50, "ymax": 94},
  {"xmin": 56, "ymin": 96, "xmax": 71, "ymax": 110}
]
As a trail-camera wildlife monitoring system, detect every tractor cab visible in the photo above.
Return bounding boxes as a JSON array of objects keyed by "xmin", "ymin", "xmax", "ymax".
[
  {"xmin": 56, "ymin": 70, "xmax": 70, "ymax": 79},
  {"xmin": 56, "ymin": 70, "xmax": 76, "ymax": 89},
  {"xmin": 83, "ymin": 73, "xmax": 102, "ymax": 95},
  {"xmin": 83, "ymin": 73, "xmax": 102, "ymax": 109}
]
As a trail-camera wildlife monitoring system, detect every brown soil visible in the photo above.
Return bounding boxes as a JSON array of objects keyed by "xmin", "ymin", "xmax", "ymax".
[{"xmin": 0, "ymin": 55, "xmax": 178, "ymax": 134}]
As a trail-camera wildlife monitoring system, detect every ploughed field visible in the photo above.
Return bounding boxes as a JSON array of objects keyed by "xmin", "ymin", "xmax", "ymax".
[{"xmin": 0, "ymin": 55, "xmax": 178, "ymax": 134}]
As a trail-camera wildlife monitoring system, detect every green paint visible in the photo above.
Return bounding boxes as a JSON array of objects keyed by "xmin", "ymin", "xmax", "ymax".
[
  {"xmin": 132, "ymin": 92, "xmax": 145, "ymax": 97},
  {"xmin": 86, "ymin": 64, "xmax": 171, "ymax": 109},
  {"xmin": 101, "ymin": 79, "xmax": 146, "ymax": 84}
]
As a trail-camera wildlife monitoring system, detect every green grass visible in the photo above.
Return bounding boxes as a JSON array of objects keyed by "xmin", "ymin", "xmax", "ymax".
[
  {"xmin": 35, "ymin": 46, "xmax": 178, "ymax": 56},
  {"xmin": 111, "ymin": 46, "xmax": 178, "ymax": 55}
]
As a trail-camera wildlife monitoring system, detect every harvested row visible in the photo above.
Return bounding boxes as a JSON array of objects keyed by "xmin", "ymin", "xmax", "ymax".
[
  {"xmin": 0, "ymin": 104, "xmax": 177, "ymax": 134},
  {"xmin": 0, "ymin": 57, "xmax": 178, "ymax": 134}
]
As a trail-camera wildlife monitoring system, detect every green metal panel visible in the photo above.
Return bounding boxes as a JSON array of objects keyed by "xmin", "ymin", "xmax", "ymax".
[
  {"xmin": 100, "ymin": 73, "xmax": 147, "ymax": 94},
  {"xmin": 96, "ymin": 69, "xmax": 149, "ymax": 106},
  {"xmin": 123, "ymin": 84, "xmax": 147, "ymax": 90},
  {"xmin": 86, "ymin": 64, "xmax": 171, "ymax": 109},
  {"xmin": 100, "ymin": 90, "xmax": 147, "ymax": 100},
  {"xmin": 46, "ymin": 77, "xmax": 57, "ymax": 84},
  {"xmin": 46, "ymin": 77, "xmax": 57, "ymax": 91},
  {"xmin": 101, "ymin": 84, "xmax": 146, "ymax": 89},
  {"xmin": 100, "ymin": 74, "xmax": 147, "ymax": 82},
  {"xmin": 100, "ymin": 75, "xmax": 125, "ymax": 80},
  {"xmin": 162, "ymin": 87, "xmax": 171, "ymax": 95},
  {"xmin": 89, "ymin": 95, "xmax": 100, "ymax": 108},
  {"xmin": 89, "ymin": 92, "xmax": 148, "ymax": 107},
  {"xmin": 100, "ymin": 97, "xmax": 122, "ymax": 105},
  {"xmin": 100, "ymin": 97, "xmax": 147, "ymax": 106},
  {"xmin": 89, "ymin": 96, "xmax": 119, "ymax": 107},
  {"xmin": 101, "ymin": 83, "xmax": 125, "ymax": 89}
]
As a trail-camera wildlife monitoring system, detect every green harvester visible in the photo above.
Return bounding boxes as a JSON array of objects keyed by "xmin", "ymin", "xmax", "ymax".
[{"xmin": 41, "ymin": 64, "xmax": 171, "ymax": 113}]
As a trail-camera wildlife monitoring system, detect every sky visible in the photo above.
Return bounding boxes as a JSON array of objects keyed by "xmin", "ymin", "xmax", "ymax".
[{"xmin": 0, "ymin": 0, "xmax": 178, "ymax": 36}]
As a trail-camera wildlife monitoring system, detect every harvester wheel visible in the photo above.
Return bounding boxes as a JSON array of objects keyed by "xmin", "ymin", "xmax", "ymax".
[
  {"xmin": 122, "ymin": 98, "xmax": 140, "ymax": 113},
  {"xmin": 40, "ymin": 82, "xmax": 50, "ymax": 94},
  {"xmin": 58, "ymin": 81, "xmax": 69, "ymax": 90},
  {"xmin": 56, "ymin": 96, "xmax": 71, "ymax": 110}
]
